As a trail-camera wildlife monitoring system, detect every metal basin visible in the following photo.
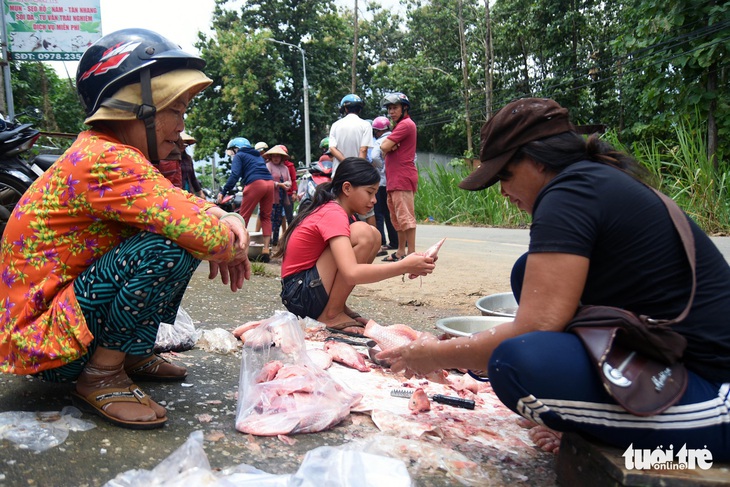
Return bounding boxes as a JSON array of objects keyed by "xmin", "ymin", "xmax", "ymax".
[
  {"xmin": 248, "ymin": 232, "xmax": 265, "ymax": 259},
  {"xmin": 249, "ymin": 231, "xmax": 264, "ymax": 245},
  {"xmin": 475, "ymin": 292, "xmax": 518, "ymax": 318},
  {"xmin": 436, "ymin": 316, "xmax": 511, "ymax": 338}
]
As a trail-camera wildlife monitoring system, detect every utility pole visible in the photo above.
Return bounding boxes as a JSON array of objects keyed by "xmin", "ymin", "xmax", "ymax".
[
  {"xmin": 266, "ymin": 38, "xmax": 311, "ymax": 166},
  {"xmin": 351, "ymin": 0, "xmax": 358, "ymax": 93},
  {"xmin": 458, "ymin": 0, "xmax": 473, "ymax": 155}
]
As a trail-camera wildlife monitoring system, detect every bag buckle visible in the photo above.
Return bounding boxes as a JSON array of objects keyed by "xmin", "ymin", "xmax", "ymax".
[{"xmin": 602, "ymin": 351, "xmax": 635, "ymax": 387}]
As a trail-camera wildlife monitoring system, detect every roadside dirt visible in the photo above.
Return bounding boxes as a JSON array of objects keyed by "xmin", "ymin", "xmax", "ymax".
[{"xmin": 362, "ymin": 253, "xmax": 512, "ymax": 315}]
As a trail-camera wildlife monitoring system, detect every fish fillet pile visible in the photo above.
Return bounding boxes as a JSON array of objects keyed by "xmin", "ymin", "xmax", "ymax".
[
  {"xmin": 235, "ymin": 312, "xmax": 362, "ymax": 436},
  {"xmin": 236, "ymin": 359, "xmax": 362, "ymax": 436}
]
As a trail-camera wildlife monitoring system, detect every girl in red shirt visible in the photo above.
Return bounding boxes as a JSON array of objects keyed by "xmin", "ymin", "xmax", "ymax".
[{"xmin": 275, "ymin": 157, "xmax": 435, "ymax": 335}]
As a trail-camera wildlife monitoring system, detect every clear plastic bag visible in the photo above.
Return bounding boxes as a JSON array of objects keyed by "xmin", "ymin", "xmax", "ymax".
[
  {"xmin": 103, "ymin": 430, "xmax": 411, "ymax": 486},
  {"xmin": 197, "ymin": 327, "xmax": 240, "ymax": 354},
  {"xmin": 235, "ymin": 311, "xmax": 362, "ymax": 436},
  {"xmin": 155, "ymin": 307, "xmax": 200, "ymax": 353},
  {"xmin": 0, "ymin": 406, "xmax": 96, "ymax": 452},
  {"xmin": 291, "ymin": 445, "xmax": 412, "ymax": 487}
]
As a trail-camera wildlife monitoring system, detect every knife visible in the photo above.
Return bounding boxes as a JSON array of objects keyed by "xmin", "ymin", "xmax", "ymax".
[{"xmin": 390, "ymin": 388, "xmax": 475, "ymax": 410}]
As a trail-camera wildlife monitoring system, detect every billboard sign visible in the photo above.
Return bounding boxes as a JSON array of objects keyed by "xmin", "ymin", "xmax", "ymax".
[{"xmin": 4, "ymin": 0, "xmax": 102, "ymax": 61}]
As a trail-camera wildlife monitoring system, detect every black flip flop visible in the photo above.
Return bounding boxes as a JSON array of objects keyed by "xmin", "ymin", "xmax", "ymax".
[
  {"xmin": 326, "ymin": 323, "xmax": 366, "ymax": 338},
  {"xmin": 382, "ymin": 252, "xmax": 403, "ymax": 262}
]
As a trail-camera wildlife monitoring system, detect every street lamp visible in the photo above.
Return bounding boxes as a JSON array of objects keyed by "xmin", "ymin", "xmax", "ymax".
[{"xmin": 266, "ymin": 38, "xmax": 311, "ymax": 166}]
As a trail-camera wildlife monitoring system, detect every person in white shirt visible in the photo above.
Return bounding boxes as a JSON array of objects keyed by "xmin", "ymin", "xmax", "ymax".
[{"xmin": 328, "ymin": 93, "xmax": 372, "ymax": 177}]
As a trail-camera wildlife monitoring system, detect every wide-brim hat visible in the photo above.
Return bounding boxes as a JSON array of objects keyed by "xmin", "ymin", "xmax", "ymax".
[
  {"xmin": 180, "ymin": 131, "xmax": 196, "ymax": 145},
  {"xmin": 84, "ymin": 68, "xmax": 212, "ymax": 125},
  {"xmin": 264, "ymin": 145, "xmax": 289, "ymax": 158},
  {"xmin": 459, "ymin": 98, "xmax": 575, "ymax": 191}
]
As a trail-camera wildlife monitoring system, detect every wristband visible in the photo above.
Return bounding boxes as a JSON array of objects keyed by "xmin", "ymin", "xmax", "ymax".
[{"xmin": 219, "ymin": 212, "xmax": 246, "ymax": 227}]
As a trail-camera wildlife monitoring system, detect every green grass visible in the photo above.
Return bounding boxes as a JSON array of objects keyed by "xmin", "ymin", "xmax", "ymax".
[
  {"xmin": 416, "ymin": 117, "xmax": 730, "ymax": 234},
  {"xmin": 415, "ymin": 163, "xmax": 529, "ymax": 227},
  {"xmin": 250, "ymin": 262, "xmax": 269, "ymax": 276}
]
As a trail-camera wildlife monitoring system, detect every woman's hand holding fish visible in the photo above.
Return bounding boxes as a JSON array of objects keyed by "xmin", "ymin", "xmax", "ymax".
[{"xmin": 376, "ymin": 332, "xmax": 442, "ymax": 378}]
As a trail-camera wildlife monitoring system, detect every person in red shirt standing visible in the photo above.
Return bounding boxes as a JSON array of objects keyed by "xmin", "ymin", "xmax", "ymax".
[{"xmin": 379, "ymin": 92, "xmax": 418, "ymax": 262}]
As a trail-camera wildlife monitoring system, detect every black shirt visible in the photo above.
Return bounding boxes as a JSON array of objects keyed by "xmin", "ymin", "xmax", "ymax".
[{"xmin": 530, "ymin": 161, "xmax": 730, "ymax": 382}]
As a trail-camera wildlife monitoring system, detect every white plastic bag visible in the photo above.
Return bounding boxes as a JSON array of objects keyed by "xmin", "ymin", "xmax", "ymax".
[
  {"xmin": 235, "ymin": 311, "xmax": 362, "ymax": 436},
  {"xmin": 155, "ymin": 307, "xmax": 199, "ymax": 353},
  {"xmin": 103, "ymin": 430, "xmax": 411, "ymax": 486},
  {"xmin": 197, "ymin": 328, "xmax": 240, "ymax": 354},
  {"xmin": 291, "ymin": 446, "xmax": 411, "ymax": 487}
]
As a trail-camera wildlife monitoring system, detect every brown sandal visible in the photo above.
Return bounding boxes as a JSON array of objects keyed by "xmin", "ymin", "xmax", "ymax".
[
  {"xmin": 71, "ymin": 384, "xmax": 167, "ymax": 430},
  {"xmin": 125, "ymin": 354, "xmax": 187, "ymax": 382}
]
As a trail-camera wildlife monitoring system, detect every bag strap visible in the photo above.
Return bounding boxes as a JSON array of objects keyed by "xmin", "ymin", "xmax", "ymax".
[{"xmin": 650, "ymin": 189, "xmax": 697, "ymax": 325}]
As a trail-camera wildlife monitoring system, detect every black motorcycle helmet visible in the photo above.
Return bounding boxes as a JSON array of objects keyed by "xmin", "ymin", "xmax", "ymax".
[{"xmin": 77, "ymin": 29, "xmax": 207, "ymax": 162}]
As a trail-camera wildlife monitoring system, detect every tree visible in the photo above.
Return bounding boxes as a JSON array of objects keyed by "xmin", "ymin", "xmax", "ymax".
[
  {"xmin": 611, "ymin": 0, "xmax": 729, "ymax": 165},
  {"xmin": 186, "ymin": 0, "xmax": 354, "ymax": 165},
  {"xmin": 9, "ymin": 62, "xmax": 84, "ymax": 134}
]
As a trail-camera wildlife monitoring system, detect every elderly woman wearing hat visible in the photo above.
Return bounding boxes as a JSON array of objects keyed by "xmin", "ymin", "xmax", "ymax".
[
  {"xmin": 264, "ymin": 144, "xmax": 294, "ymax": 247},
  {"xmin": 379, "ymin": 98, "xmax": 730, "ymax": 460},
  {"xmin": 0, "ymin": 29, "xmax": 250, "ymax": 430}
]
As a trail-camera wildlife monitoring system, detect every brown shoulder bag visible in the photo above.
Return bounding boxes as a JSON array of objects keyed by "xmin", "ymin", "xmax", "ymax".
[{"xmin": 565, "ymin": 190, "xmax": 694, "ymax": 417}]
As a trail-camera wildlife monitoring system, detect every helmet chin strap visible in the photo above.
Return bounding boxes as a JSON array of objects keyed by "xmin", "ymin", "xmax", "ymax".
[
  {"xmin": 97, "ymin": 68, "xmax": 159, "ymax": 163},
  {"xmin": 139, "ymin": 69, "xmax": 159, "ymax": 163}
]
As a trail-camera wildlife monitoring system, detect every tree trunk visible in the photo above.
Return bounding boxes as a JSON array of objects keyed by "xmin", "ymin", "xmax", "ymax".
[
  {"xmin": 351, "ymin": 0, "xmax": 358, "ymax": 93},
  {"xmin": 707, "ymin": 62, "xmax": 718, "ymax": 169},
  {"xmin": 520, "ymin": 38, "xmax": 530, "ymax": 96},
  {"xmin": 0, "ymin": 68, "xmax": 6, "ymax": 116},
  {"xmin": 457, "ymin": 0, "xmax": 472, "ymax": 155},
  {"xmin": 38, "ymin": 63, "xmax": 59, "ymax": 131},
  {"xmin": 483, "ymin": 0, "xmax": 493, "ymax": 121}
]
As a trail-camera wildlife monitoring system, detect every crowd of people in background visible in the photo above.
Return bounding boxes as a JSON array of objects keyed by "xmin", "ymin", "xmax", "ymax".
[{"xmin": 210, "ymin": 89, "xmax": 418, "ymax": 263}]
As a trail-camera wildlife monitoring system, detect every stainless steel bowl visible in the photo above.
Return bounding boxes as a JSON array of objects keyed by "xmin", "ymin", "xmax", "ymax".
[
  {"xmin": 436, "ymin": 316, "xmax": 511, "ymax": 338},
  {"xmin": 249, "ymin": 231, "xmax": 264, "ymax": 245},
  {"xmin": 475, "ymin": 292, "xmax": 518, "ymax": 318}
]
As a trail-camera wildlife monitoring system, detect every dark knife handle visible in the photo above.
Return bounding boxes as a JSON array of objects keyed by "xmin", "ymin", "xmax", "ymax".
[{"xmin": 432, "ymin": 394, "xmax": 475, "ymax": 410}]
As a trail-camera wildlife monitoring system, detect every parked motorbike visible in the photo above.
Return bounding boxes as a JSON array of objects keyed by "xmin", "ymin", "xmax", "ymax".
[
  {"xmin": 0, "ymin": 109, "xmax": 59, "ymax": 235},
  {"xmin": 204, "ymin": 186, "xmax": 242, "ymax": 213}
]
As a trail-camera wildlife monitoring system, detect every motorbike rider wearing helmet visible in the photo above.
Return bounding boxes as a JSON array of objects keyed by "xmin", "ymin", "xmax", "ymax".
[
  {"xmin": 318, "ymin": 136, "xmax": 332, "ymax": 164},
  {"xmin": 219, "ymin": 137, "xmax": 274, "ymax": 262},
  {"xmin": 379, "ymin": 92, "xmax": 418, "ymax": 262},
  {"xmin": 328, "ymin": 94, "xmax": 372, "ymax": 177},
  {"xmin": 0, "ymin": 29, "xmax": 251, "ymax": 430}
]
